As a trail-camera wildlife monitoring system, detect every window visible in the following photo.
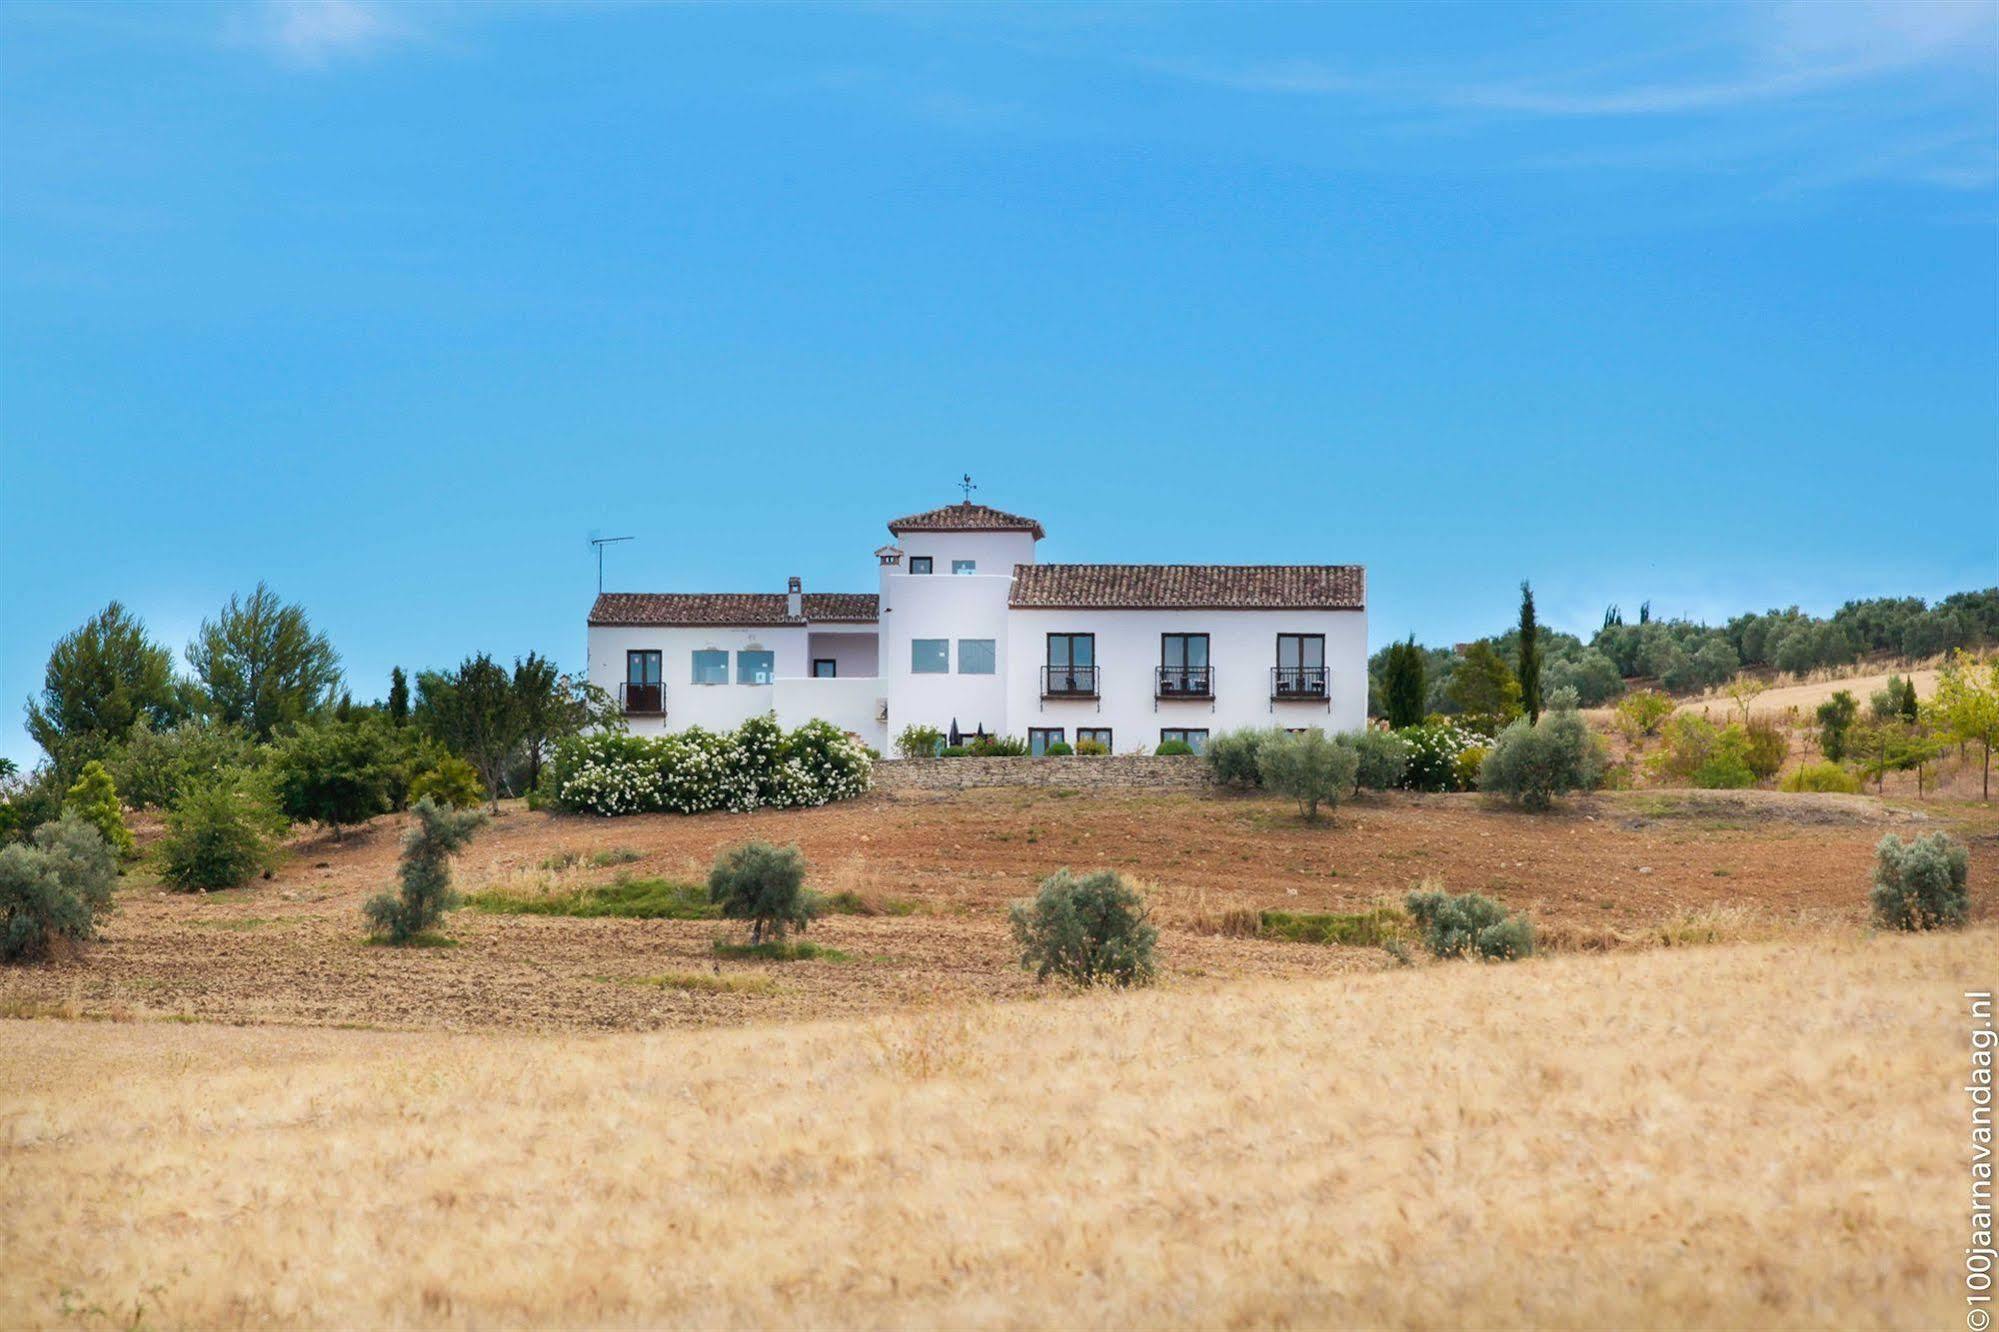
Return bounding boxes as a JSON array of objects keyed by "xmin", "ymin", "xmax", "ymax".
[
  {"xmin": 1044, "ymin": 632, "xmax": 1096, "ymax": 696},
  {"xmin": 626, "ymin": 650, "xmax": 661, "ymax": 685},
  {"xmin": 952, "ymin": 559, "xmax": 977, "ymax": 575},
  {"xmin": 1160, "ymin": 633, "xmax": 1211, "ymax": 695},
  {"xmin": 737, "ymin": 650, "xmax": 774, "ymax": 685},
  {"xmin": 911, "ymin": 638, "xmax": 949, "ymax": 674},
  {"xmin": 1276, "ymin": 634, "xmax": 1327, "ymax": 696},
  {"xmin": 1047, "ymin": 633, "xmax": 1095, "ymax": 667},
  {"xmin": 691, "ymin": 650, "xmax": 728, "ymax": 685},
  {"xmin": 1277, "ymin": 634, "xmax": 1325, "ymax": 670},
  {"xmin": 1078, "ymin": 727, "xmax": 1113, "ymax": 751},
  {"xmin": 1160, "ymin": 728, "xmax": 1209, "ymax": 754},
  {"xmin": 812, "ymin": 659, "xmax": 837, "ymax": 679},
  {"xmin": 1028, "ymin": 727, "xmax": 1065, "ymax": 756},
  {"xmin": 958, "ymin": 639, "xmax": 996, "ymax": 674},
  {"xmin": 908, "ymin": 556, "xmax": 934, "ymax": 575}
]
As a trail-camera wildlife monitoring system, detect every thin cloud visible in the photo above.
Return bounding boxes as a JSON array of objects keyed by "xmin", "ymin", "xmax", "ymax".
[
  {"xmin": 1461, "ymin": 1, "xmax": 1992, "ymax": 117},
  {"xmin": 1162, "ymin": 5, "xmax": 1990, "ymax": 118},
  {"xmin": 225, "ymin": 0, "xmax": 417, "ymax": 68}
]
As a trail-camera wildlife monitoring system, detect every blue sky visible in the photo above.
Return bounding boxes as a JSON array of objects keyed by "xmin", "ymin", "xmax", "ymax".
[{"xmin": 3, "ymin": 0, "xmax": 1995, "ymax": 764}]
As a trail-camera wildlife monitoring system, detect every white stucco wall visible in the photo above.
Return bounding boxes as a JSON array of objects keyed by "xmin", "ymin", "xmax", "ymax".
[
  {"xmin": 806, "ymin": 631, "xmax": 878, "ymax": 678},
  {"xmin": 890, "ymin": 529, "xmax": 1038, "ymax": 577},
  {"xmin": 1003, "ymin": 607, "xmax": 1368, "ymax": 752},
  {"xmin": 879, "ymin": 571, "xmax": 1015, "ymax": 738},
  {"xmin": 771, "ymin": 676, "xmax": 888, "ymax": 751}
]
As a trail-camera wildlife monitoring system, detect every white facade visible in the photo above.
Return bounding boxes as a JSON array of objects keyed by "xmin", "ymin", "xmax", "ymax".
[{"xmin": 586, "ymin": 503, "xmax": 1366, "ymax": 754}]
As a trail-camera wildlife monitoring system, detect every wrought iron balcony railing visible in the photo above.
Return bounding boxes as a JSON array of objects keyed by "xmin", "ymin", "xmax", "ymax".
[
  {"xmin": 1270, "ymin": 667, "xmax": 1328, "ymax": 700},
  {"xmin": 619, "ymin": 682, "xmax": 665, "ymax": 715},
  {"xmin": 1040, "ymin": 665, "xmax": 1100, "ymax": 699},
  {"xmin": 1155, "ymin": 666, "xmax": 1214, "ymax": 699}
]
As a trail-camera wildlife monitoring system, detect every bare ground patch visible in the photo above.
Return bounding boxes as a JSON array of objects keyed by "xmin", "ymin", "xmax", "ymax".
[{"xmin": 3, "ymin": 787, "xmax": 1991, "ymax": 1032}]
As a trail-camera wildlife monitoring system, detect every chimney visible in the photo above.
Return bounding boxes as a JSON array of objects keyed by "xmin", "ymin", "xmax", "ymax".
[{"xmin": 786, "ymin": 575, "xmax": 802, "ymax": 619}]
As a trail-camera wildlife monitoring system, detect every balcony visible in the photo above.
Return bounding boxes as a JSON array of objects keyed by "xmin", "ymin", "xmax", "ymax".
[
  {"xmin": 1155, "ymin": 666, "xmax": 1214, "ymax": 700},
  {"xmin": 619, "ymin": 682, "xmax": 665, "ymax": 715},
  {"xmin": 1270, "ymin": 667, "xmax": 1328, "ymax": 701},
  {"xmin": 1040, "ymin": 665, "xmax": 1100, "ymax": 699}
]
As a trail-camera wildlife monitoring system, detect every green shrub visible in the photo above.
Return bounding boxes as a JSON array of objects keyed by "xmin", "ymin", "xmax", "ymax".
[
  {"xmin": 967, "ymin": 734, "xmax": 1028, "ymax": 757},
  {"xmin": 1155, "ymin": 740, "xmax": 1195, "ymax": 757},
  {"xmin": 1613, "ymin": 689, "xmax": 1675, "ymax": 740},
  {"xmin": 1479, "ymin": 704, "xmax": 1605, "ymax": 810},
  {"xmin": 158, "ymin": 779, "xmax": 284, "ymax": 892},
  {"xmin": 268, "ymin": 719, "xmax": 394, "ymax": 833},
  {"xmin": 1781, "ymin": 761, "xmax": 1863, "ymax": 794},
  {"xmin": 0, "ymin": 769, "xmax": 63, "ymax": 847},
  {"xmin": 1205, "ymin": 727, "xmax": 1275, "ymax": 788},
  {"xmin": 1816, "ymin": 690, "xmax": 1858, "ymax": 762},
  {"xmin": 1869, "ymin": 832, "xmax": 1969, "ymax": 932},
  {"xmin": 109, "ymin": 719, "xmax": 256, "ymax": 810},
  {"xmin": 894, "ymin": 724, "xmax": 943, "ymax": 759},
  {"xmin": 1044, "ymin": 741, "xmax": 1074, "ymax": 756},
  {"xmin": 939, "ymin": 745, "xmax": 969, "ymax": 758},
  {"xmin": 1649, "ymin": 715, "xmax": 1753, "ymax": 789},
  {"xmin": 1008, "ymin": 868, "xmax": 1157, "ymax": 988},
  {"xmin": 0, "ymin": 813, "xmax": 118, "ymax": 962},
  {"xmin": 409, "ymin": 755, "xmax": 485, "ymax": 810},
  {"xmin": 1074, "ymin": 740, "xmax": 1109, "ymax": 756},
  {"xmin": 1256, "ymin": 729, "xmax": 1359, "ymax": 821},
  {"xmin": 1452, "ymin": 745, "xmax": 1487, "ymax": 791},
  {"xmin": 63, "ymin": 761, "xmax": 133, "ymax": 860},
  {"xmin": 1404, "ymin": 887, "xmax": 1534, "ymax": 960},
  {"xmin": 363, "ymin": 797, "xmax": 487, "ymax": 944},
  {"xmin": 1741, "ymin": 716, "xmax": 1789, "ymax": 782},
  {"xmin": 708, "ymin": 840, "xmax": 817, "ymax": 944},
  {"xmin": 1336, "ymin": 728, "xmax": 1410, "ymax": 791}
]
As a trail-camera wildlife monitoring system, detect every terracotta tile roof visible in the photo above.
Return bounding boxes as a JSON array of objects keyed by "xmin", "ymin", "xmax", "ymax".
[
  {"xmin": 886, "ymin": 502, "xmax": 1045, "ymax": 541},
  {"xmin": 1008, "ymin": 564, "xmax": 1365, "ymax": 611},
  {"xmin": 589, "ymin": 592, "xmax": 879, "ymax": 626}
]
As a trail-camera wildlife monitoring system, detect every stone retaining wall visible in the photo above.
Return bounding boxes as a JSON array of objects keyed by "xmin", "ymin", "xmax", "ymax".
[{"xmin": 871, "ymin": 754, "xmax": 1212, "ymax": 794}]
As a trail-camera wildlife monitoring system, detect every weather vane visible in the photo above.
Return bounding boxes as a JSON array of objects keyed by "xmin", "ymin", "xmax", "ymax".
[{"xmin": 959, "ymin": 472, "xmax": 977, "ymax": 502}]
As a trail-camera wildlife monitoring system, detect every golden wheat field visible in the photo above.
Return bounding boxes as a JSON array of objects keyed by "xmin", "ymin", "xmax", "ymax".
[{"xmin": 4, "ymin": 927, "xmax": 1988, "ymax": 1330}]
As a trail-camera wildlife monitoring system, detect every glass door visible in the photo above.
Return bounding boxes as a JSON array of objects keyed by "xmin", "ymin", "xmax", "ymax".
[{"xmin": 625, "ymin": 650, "xmax": 663, "ymax": 713}]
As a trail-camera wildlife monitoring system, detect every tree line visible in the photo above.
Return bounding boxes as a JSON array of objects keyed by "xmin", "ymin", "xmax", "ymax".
[
  {"xmin": 1371, "ymin": 586, "xmax": 1999, "ymax": 717},
  {"xmin": 0, "ymin": 586, "xmax": 615, "ymax": 881}
]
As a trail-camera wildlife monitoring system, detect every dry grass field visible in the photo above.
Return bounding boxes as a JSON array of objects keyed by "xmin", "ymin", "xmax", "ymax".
[
  {"xmin": 4, "ymin": 786, "xmax": 1991, "ymax": 1328},
  {"xmin": 3, "ymin": 787, "xmax": 1992, "ymax": 1032},
  {"xmin": 4, "ymin": 928, "xmax": 1987, "ymax": 1329}
]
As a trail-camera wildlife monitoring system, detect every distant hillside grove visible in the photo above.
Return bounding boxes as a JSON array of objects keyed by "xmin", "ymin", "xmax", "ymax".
[{"xmin": 1368, "ymin": 588, "xmax": 1999, "ymax": 717}]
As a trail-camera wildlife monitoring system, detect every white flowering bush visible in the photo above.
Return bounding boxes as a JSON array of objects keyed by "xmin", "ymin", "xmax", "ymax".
[
  {"xmin": 547, "ymin": 717, "xmax": 872, "ymax": 817},
  {"xmin": 1398, "ymin": 720, "xmax": 1487, "ymax": 792}
]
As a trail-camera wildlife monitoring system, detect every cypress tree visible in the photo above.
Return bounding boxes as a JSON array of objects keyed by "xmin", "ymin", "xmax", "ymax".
[
  {"xmin": 1518, "ymin": 581, "xmax": 1542, "ymax": 724},
  {"xmin": 388, "ymin": 667, "xmax": 410, "ymax": 727},
  {"xmin": 1384, "ymin": 639, "xmax": 1427, "ymax": 729}
]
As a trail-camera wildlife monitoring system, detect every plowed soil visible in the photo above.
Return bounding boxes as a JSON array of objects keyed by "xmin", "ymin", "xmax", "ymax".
[{"xmin": 5, "ymin": 787, "xmax": 1992, "ymax": 1033}]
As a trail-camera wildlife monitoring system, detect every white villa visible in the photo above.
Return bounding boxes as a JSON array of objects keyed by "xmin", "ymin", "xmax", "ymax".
[{"xmin": 586, "ymin": 502, "xmax": 1367, "ymax": 755}]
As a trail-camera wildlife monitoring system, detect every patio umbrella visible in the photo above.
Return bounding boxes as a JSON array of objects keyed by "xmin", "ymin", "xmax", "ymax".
[{"xmin": 948, "ymin": 719, "xmax": 963, "ymax": 747}]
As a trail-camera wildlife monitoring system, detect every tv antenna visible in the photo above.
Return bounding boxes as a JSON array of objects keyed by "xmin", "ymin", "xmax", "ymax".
[
  {"xmin": 590, "ymin": 535, "xmax": 634, "ymax": 593},
  {"xmin": 958, "ymin": 472, "xmax": 977, "ymax": 502}
]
